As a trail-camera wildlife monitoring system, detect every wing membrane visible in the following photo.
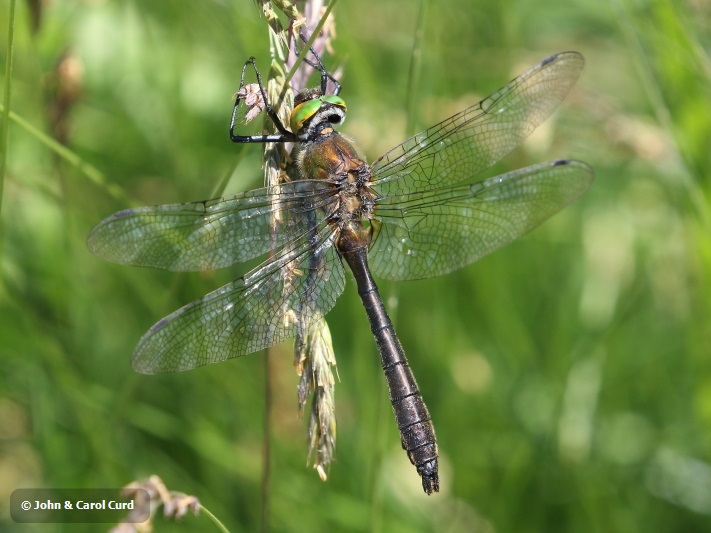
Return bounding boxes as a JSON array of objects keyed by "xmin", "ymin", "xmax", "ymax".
[
  {"xmin": 87, "ymin": 180, "xmax": 337, "ymax": 271},
  {"xmin": 131, "ymin": 225, "xmax": 346, "ymax": 373},
  {"xmin": 370, "ymin": 52, "xmax": 585, "ymax": 196},
  {"xmin": 369, "ymin": 160, "xmax": 593, "ymax": 281}
]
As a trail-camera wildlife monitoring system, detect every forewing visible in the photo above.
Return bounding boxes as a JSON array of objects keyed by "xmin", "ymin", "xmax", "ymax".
[
  {"xmin": 87, "ymin": 180, "xmax": 337, "ymax": 271},
  {"xmin": 370, "ymin": 52, "xmax": 585, "ymax": 196},
  {"xmin": 369, "ymin": 160, "xmax": 593, "ymax": 281},
  {"xmin": 131, "ymin": 226, "xmax": 346, "ymax": 373}
]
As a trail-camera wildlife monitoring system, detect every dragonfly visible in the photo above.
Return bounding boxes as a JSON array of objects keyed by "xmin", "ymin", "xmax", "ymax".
[{"xmin": 87, "ymin": 49, "xmax": 593, "ymax": 494}]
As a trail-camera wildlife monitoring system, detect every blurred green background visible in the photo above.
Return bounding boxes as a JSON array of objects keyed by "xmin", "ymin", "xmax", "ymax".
[{"xmin": 2, "ymin": 0, "xmax": 710, "ymax": 531}]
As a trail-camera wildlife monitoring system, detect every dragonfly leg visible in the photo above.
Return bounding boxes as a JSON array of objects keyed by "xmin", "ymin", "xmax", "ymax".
[
  {"xmin": 229, "ymin": 57, "xmax": 296, "ymax": 143},
  {"xmin": 295, "ymin": 31, "xmax": 342, "ymax": 96}
]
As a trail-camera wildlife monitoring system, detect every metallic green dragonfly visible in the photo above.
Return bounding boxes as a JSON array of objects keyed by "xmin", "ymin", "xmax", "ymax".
[{"xmin": 88, "ymin": 50, "xmax": 593, "ymax": 494}]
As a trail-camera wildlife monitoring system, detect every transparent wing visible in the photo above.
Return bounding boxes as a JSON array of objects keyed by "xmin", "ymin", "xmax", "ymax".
[
  {"xmin": 131, "ymin": 225, "xmax": 346, "ymax": 373},
  {"xmin": 370, "ymin": 52, "xmax": 585, "ymax": 196},
  {"xmin": 87, "ymin": 180, "xmax": 337, "ymax": 271},
  {"xmin": 369, "ymin": 160, "xmax": 593, "ymax": 281}
]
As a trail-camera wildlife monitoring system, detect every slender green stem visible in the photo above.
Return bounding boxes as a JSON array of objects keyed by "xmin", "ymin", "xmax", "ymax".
[
  {"xmin": 405, "ymin": 0, "xmax": 428, "ymax": 136},
  {"xmin": 210, "ymin": 147, "xmax": 247, "ymax": 199},
  {"xmin": 613, "ymin": 0, "xmax": 711, "ymax": 229},
  {"xmin": 0, "ymin": 104, "xmax": 129, "ymax": 203},
  {"xmin": 276, "ymin": 0, "xmax": 338, "ymax": 108},
  {"xmin": 1, "ymin": 0, "xmax": 17, "ymax": 218},
  {"xmin": 260, "ymin": 350, "xmax": 272, "ymax": 533},
  {"xmin": 200, "ymin": 503, "xmax": 232, "ymax": 533}
]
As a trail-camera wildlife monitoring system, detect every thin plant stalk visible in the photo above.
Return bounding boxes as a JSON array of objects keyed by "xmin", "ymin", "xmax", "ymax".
[
  {"xmin": 242, "ymin": 2, "xmax": 340, "ymax": 530},
  {"xmin": 1, "ymin": 0, "xmax": 18, "ymax": 221}
]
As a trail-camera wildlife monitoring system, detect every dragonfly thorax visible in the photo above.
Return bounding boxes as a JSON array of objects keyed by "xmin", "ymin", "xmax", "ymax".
[{"xmin": 296, "ymin": 129, "xmax": 376, "ymax": 233}]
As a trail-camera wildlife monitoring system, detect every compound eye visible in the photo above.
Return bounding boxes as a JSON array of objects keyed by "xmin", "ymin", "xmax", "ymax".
[
  {"xmin": 322, "ymin": 95, "xmax": 347, "ymax": 111},
  {"xmin": 290, "ymin": 98, "xmax": 322, "ymax": 133}
]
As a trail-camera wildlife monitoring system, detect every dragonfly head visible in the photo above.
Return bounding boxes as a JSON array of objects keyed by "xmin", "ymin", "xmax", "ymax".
[{"xmin": 290, "ymin": 88, "xmax": 347, "ymax": 140}]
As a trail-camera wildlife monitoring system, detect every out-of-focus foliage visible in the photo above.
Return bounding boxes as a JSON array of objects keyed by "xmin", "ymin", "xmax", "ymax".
[{"xmin": 1, "ymin": 0, "xmax": 709, "ymax": 531}]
